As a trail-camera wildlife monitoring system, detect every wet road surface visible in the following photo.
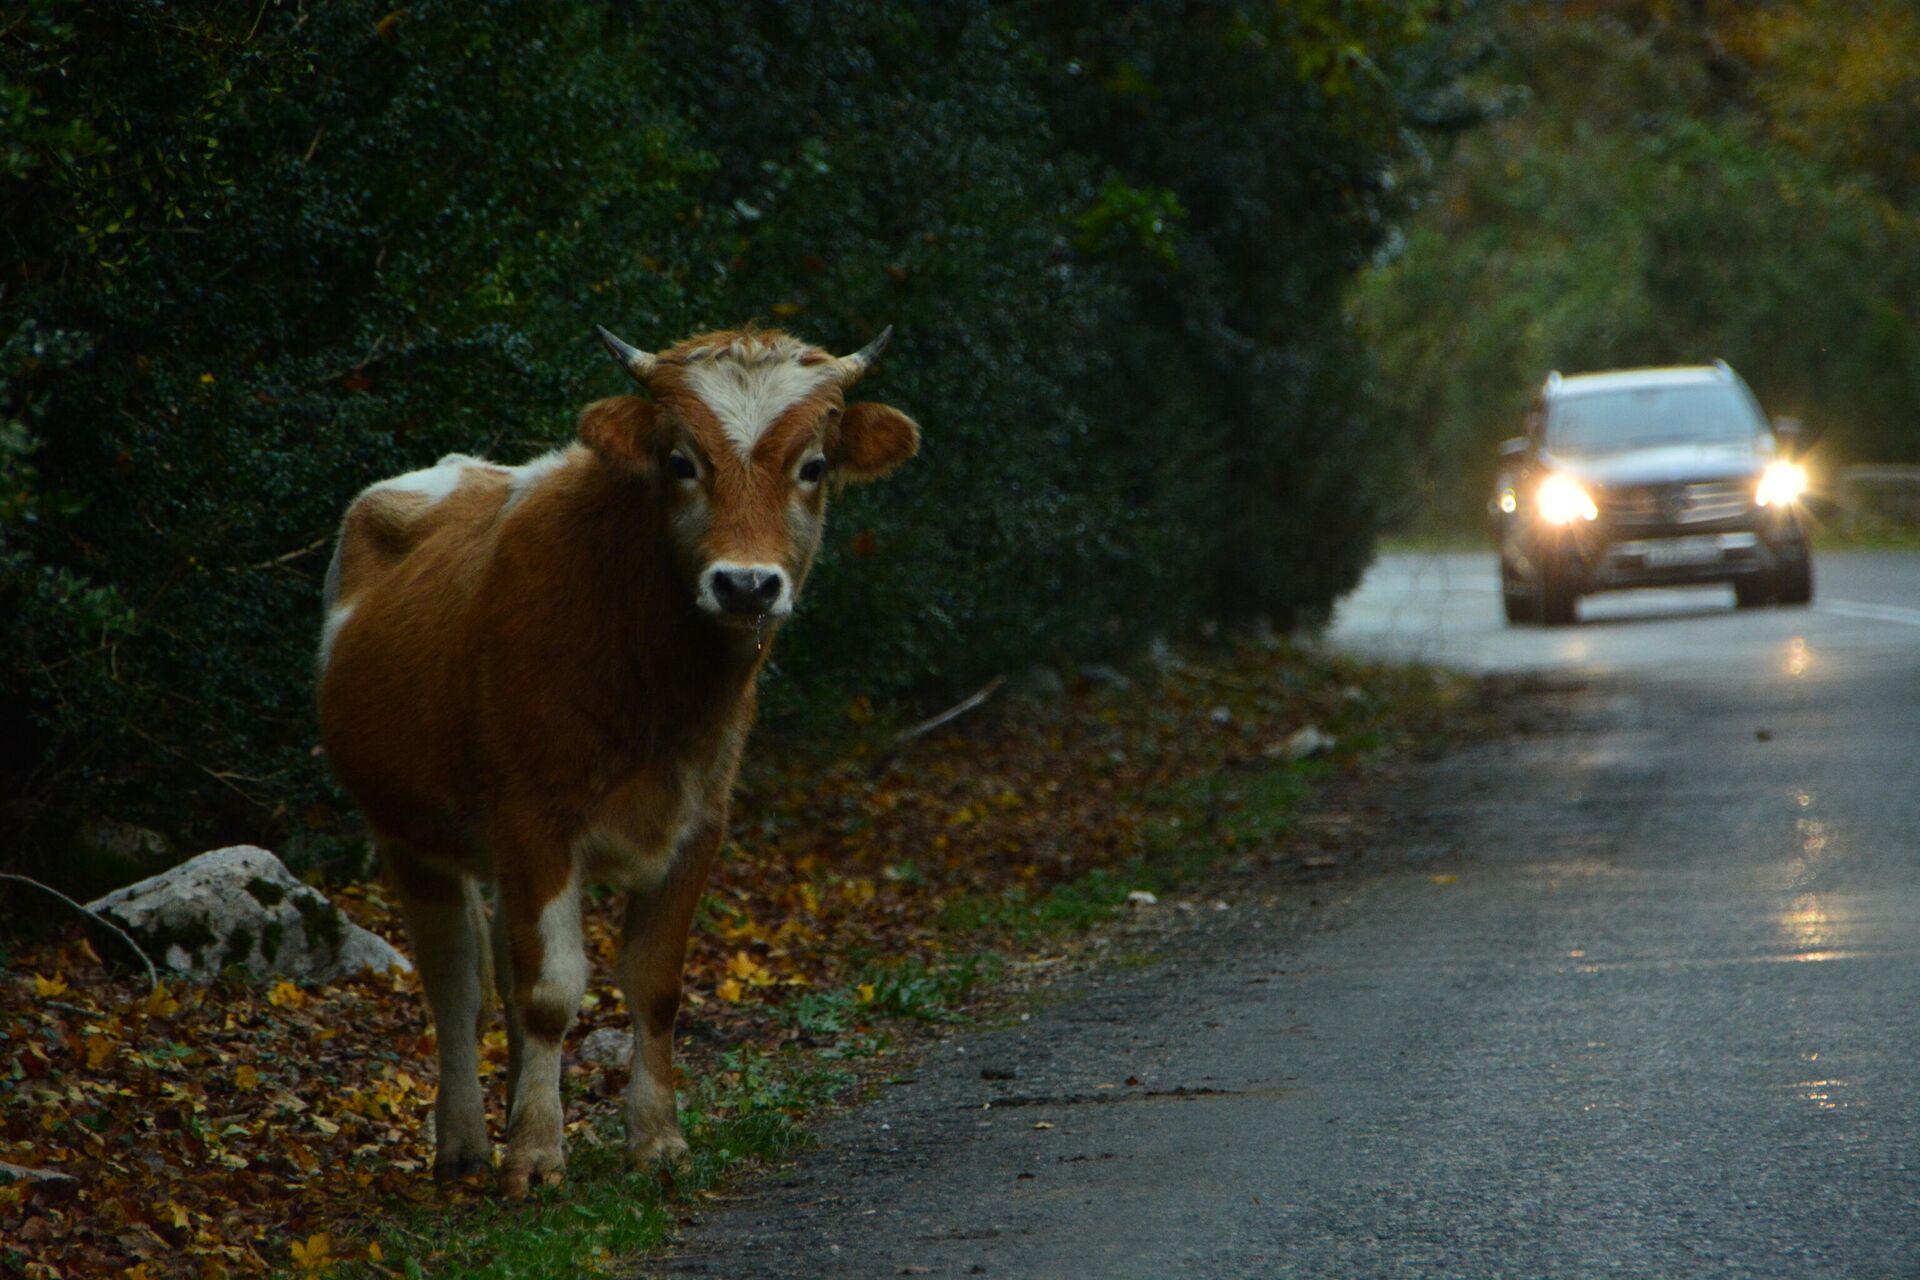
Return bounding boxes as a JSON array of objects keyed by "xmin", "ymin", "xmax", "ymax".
[{"xmin": 650, "ymin": 549, "xmax": 1920, "ymax": 1278}]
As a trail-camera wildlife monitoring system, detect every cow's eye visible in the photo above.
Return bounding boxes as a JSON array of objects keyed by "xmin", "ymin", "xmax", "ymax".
[
  {"xmin": 798, "ymin": 457, "xmax": 827, "ymax": 484},
  {"xmin": 668, "ymin": 453, "xmax": 697, "ymax": 482}
]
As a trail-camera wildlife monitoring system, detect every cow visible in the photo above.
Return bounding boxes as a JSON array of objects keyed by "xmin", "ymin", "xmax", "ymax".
[{"xmin": 316, "ymin": 323, "xmax": 919, "ymax": 1196}]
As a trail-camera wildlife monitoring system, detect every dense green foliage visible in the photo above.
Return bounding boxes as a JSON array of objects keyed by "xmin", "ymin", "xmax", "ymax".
[
  {"xmin": 2, "ymin": 1, "xmax": 1464, "ymax": 867},
  {"xmin": 1354, "ymin": 1, "xmax": 1920, "ymax": 529}
]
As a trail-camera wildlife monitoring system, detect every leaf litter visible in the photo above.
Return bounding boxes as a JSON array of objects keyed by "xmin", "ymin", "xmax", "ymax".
[{"xmin": 1, "ymin": 641, "xmax": 1480, "ymax": 1277}]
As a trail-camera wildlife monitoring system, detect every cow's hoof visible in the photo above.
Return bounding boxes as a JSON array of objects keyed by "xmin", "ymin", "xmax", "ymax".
[
  {"xmin": 500, "ymin": 1155, "xmax": 566, "ymax": 1200},
  {"xmin": 627, "ymin": 1133, "xmax": 691, "ymax": 1173},
  {"xmin": 432, "ymin": 1155, "xmax": 492, "ymax": 1184}
]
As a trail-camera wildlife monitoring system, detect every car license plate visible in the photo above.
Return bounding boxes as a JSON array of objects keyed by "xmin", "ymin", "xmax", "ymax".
[{"xmin": 1644, "ymin": 538, "xmax": 1721, "ymax": 568}]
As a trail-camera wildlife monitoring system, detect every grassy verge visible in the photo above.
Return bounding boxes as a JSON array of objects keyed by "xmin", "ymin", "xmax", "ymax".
[{"xmin": 2, "ymin": 640, "xmax": 1490, "ymax": 1280}]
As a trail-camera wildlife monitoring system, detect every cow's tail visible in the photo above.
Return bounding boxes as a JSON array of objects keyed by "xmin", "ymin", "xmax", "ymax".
[{"xmin": 466, "ymin": 878, "xmax": 499, "ymax": 1020}]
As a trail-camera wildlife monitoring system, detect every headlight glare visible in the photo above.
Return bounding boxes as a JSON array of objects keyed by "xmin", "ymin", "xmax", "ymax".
[
  {"xmin": 1756, "ymin": 461, "xmax": 1808, "ymax": 507},
  {"xmin": 1536, "ymin": 474, "xmax": 1598, "ymax": 525}
]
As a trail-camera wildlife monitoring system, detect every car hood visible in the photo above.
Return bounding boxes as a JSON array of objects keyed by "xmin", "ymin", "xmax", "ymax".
[{"xmin": 1545, "ymin": 445, "xmax": 1766, "ymax": 488}]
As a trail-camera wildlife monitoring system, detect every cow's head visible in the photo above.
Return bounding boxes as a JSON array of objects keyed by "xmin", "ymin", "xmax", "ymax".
[{"xmin": 580, "ymin": 324, "xmax": 919, "ymax": 629}]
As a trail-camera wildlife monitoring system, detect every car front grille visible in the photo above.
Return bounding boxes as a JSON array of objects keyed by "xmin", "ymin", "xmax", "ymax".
[{"xmin": 1605, "ymin": 479, "xmax": 1753, "ymax": 526}]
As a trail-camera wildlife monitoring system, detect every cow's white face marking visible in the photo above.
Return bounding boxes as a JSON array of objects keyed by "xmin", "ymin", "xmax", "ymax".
[{"xmin": 681, "ymin": 349, "xmax": 835, "ymax": 460}]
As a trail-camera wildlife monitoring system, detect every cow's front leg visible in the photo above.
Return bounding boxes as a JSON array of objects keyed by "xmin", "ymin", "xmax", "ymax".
[
  {"xmin": 495, "ymin": 831, "xmax": 586, "ymax": 1199},
  {"xmin": 616, "ymin": 822, "xmax": 724, "ymax": 1170}
]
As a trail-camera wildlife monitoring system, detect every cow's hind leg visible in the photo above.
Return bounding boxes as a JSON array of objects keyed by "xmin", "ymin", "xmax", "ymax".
[
  {"xmin": 495, "ymin": 828, "xmax": 586, "ymax": 1199},
  {"xmin": 382, "ymin": 838, "xmax": 491, "ymax": 1181},
  {"xmin": 616, "ymin": 822, "xmax": 724, "ymax": 1171}
]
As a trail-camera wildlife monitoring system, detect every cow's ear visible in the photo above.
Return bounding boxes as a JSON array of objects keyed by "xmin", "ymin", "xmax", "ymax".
[
  {"xmin": 831, "ymin": 401, "xmax": 920, "ymax": 484},
  {"xmin": 579, "ymin": 396, "xmax": 659, "ymax": 469}
]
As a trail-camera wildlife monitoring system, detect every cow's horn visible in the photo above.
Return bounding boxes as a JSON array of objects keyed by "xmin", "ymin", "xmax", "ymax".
[
  {"xmin": 834, "ymin": 326, "xmax": 893, "ymax": 385},
  {"xmin": 596, "ymin": 325, "xmax": 658, "ymax": 383}
]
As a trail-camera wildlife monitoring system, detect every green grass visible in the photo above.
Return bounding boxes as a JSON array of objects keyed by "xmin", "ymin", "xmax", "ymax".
[
  {"xmin": 1811, "ymin": 523, "xmax": 1920, "ymax": 550},
  {"xmin": 318, "ymin": 1047, "xmax": 848, "ymax": 1280}
]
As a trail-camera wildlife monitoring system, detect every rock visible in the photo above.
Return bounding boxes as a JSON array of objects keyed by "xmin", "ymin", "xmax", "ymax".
[
  {"xmin": 85, "ymin": 845, "xmax": 411, "ymax": 982},
  {"xmin": 1078, "ymin": 663, "xmax": 1132, "ymax": 692},
  {"xmin": 1146, "ymin": 636, "xmax": 1186, "ymax": 672},
  {"xmin": 1208, "ymin": 706, "xmax": 1234, "ymax": 726},
  {"xmin": 578, "ymin": 1027, "xmax": 633, "ymax": 1068},
  {"xmin": 1005, "ymin": 664, "xmax": 1068, "ymax": 705},
  {"xmin": 1126, "ymin": 889, "xmax": 1158, "ymax": 906},
  {"xmin": 1274, "ymin": 725, "xmax": 1336, "ymax": 762}
]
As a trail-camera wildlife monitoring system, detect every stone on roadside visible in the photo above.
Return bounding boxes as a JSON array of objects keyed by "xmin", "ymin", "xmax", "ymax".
[
  {"xmin": 1272, "ymin": 725, "xmax": 1336, "ymax": 762},
  {"xmin": 578, "ymin": 1027, "xmax": 633, "ymax": 1068},
  {"xmin": 85, "ymin": 845, "xmax": 411, "ymax": 982},
  {"xmin": 1126, "ymin": 889, "xmax": 1158, "ymax": 906}
]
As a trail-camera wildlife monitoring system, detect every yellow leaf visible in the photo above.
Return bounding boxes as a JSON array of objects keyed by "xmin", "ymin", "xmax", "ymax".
[
  {"xmin": 725, "ymin": 951, "xmax": 764, "ymax": 981},
  {"xmin": 856, "ymin": 983, "xmax": 876, "ymax": 1004},
  {"xmin": 143, "ymin": 983, "xmax": 180, "ymax": 1018},
  {"xmin": 198, "ymin": 371, "xmax": 216, "ymax": 385},
  {"xmin": 235, "ymin": 1064, "xmax": 261, "ymax": 1091},
  {"xmin": 716, "ymin": 978, "xmax": 744, "ymax": 1003},
  {"xmin": 166, "ymin": 1201, "xmax": 190, "ymax": 1228},
  {"xmin": 34, "ymin": 973, "xmax": 68, "ymax": 998},
  {"xmin": 268, "ymin": 979, "xmax": 307, "ymax": 1008},
  {"xmin": 127, "ymin": 1265, "xmax": 156, "ymax": 1280},
  {"xmin": 367, "ymin": 1242, "xmax": 383, "ymax": 1263},
  {"xmin": 85, "ymin": 1036, "xmax": 115, "ymax": 1069},
  {"xmin": 290, "ymin": 1232, "xmax": 332, "ymax": 1271},
  {"xmin": 847, "ymin": 696, "xmax": 874, "ymax": 723}
]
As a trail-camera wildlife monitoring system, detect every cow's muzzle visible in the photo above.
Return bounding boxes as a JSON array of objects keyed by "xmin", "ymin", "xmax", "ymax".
[{"xmin": 700, "ymin": 563, "xmax": 790, "ymax": 619}]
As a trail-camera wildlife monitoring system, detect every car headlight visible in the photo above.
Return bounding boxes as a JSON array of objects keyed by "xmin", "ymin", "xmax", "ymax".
[
  {"xmin": 1756, "ymin": 461, "xmax": 1808, "ymax": 507},
  {"xmin": 1536, "ymin": 473, "xmax": 1598, "ymax": 525}
]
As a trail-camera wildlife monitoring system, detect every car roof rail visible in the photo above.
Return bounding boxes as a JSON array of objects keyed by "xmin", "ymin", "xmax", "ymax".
[{"xmin": 1712, "ymin": 358, "xmax": 1735, "ymax": 379}]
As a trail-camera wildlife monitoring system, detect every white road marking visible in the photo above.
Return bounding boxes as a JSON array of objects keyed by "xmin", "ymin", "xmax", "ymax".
[{"xmin": 1816, "ymin": 599, "xmax": 1920, "ymax": 629}]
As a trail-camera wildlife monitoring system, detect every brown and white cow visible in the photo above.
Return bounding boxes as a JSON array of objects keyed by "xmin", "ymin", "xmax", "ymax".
[{"xmin": 317, "ymin": 324, "xmax": 918, "ymax": 1196}]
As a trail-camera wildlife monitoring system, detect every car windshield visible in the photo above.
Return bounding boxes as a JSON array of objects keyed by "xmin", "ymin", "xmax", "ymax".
[{"xmin": 1546, "ymin": 384, "xmax": 1765, "ymax": 457}]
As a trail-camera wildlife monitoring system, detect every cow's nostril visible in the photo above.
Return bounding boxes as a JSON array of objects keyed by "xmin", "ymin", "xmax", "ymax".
[{"xmin": 709, "ymin": 567, "xmax": 784, "ymax": 615}]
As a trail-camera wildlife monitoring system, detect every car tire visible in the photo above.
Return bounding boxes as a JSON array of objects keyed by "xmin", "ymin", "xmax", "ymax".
[
  {"xmin": 1501, "ymin": 560, "xmax": 1537, "ymax": 625},
  {"xmin": 1777, "ymin": 551, "xmax": 1814, "ymax": 606},
  {"xmin": 1536, "ymin": 573, "xmax": 1577, "ymax": 627},
  {"xmin": 1733, "ymin": 574, "xmax": 1773, "ymax": 608}
]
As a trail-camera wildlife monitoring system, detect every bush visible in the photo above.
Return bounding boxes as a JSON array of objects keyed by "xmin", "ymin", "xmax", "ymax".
[{"xmin": 1, "ymin": 0, "xmax": 1462, "ymax": 876}]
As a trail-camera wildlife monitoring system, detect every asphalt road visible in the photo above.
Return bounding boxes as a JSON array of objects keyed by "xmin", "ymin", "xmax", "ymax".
[{"xmin": 650, "ymin": 549, "xmax": 1920, "ymax": 1279}]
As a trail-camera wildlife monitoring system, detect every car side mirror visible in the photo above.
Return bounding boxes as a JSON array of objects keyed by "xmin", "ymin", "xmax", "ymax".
[{"xmin": 1498, "ymin": 436, "xmax": 1529, "ymax": 462}]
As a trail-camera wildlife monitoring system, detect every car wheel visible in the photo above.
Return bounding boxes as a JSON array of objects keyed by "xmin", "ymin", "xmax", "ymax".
[
  {"xmin": 1537, "ymin": 573, "xmax": 1577, "ymax": 627},
  {"xmin": 1733, "ymin": 574, "xmax": 1774, "ymax": 609},
  {"xmin": 1501, "ymin": 560, "xmax": 1537, "ymax": 625},
  {"xmin": 1777, "ymin": 551, "xmax": 1814, "ymax": 606}
]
